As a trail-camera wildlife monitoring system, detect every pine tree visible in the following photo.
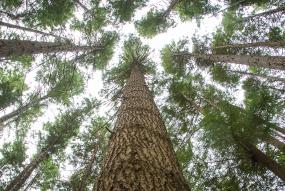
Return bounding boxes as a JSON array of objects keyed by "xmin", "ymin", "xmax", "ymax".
[{"xmin": 96, "ymin": 36, "xmax": 190, "ymax": 190}]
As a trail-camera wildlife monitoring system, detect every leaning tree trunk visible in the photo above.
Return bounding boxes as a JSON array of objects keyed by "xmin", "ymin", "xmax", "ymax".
[
  {"xmin": 0, "ymin": 39, "xmax": 102, "ymax": 58},
  {"xmin": 227, "ymin": 70, "xmax": 285, "ymax": 83},
  {"xmin": 236, "ymin": 136, "xmax": 285, "ymax": 182},
  {"xmin": 74, "ymin": 142, "xmax": 98, "ymax": 191},
  {"xmin": 214, "ymin": 40, "xmax": 285, "ymax": 49},
  {"xmin": 96, "ymin": 64, "xmax": 190, "ymax": 190},
  {"xmin": 0, "ymin": 21, "xmax": 63, "ymax": 39},
  {"xmin": 4, "ymin": 146, "xmax": 51, "ymax": 191},
  {"xmin": 0, "ymin": 95, "xmax": 49, "ymax": 125},
  {"xmin": 174, "ymin": 52, "xmax": 285, "ymax": 71},
  {"xmin": 243, "ymin": 6, "xmax": 285, "ymax": 21}
]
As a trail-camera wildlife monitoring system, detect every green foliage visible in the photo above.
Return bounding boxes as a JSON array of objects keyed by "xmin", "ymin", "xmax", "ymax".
[
  {"xmin": 36, "ymin": 57, "xmax": 84, "ymax": 105},
  {"xmin": 37, "ymin": 157, "xmax": 60, "ymax": 191},
  {"xmin": 0, "ymin": 0, "xmax": 22, "ymax": 9},
  {"xmin": 210, "ymin": 65, "xmax": 240, "ymax": 86},
  {"xmin": 92, "ymin": 32, "xmax": 119, "ymax": 69},
  {"xmin": 268, "ymin": 27, "xmax": 285, "ymax": 41},
  {"xmin": 221, "ymin": 11, "xmax": 242, "ymax": 37},
  {"xmin": 71, "ymin": 4, "xmax": 108, "ymax": 35},
  {"xmin": 110, "ymin": 0, "xmax": 146, "ymax": 22},
  {"xmin": 104, "ymin": 35, "xmax": 154, "ymax": 87},
  {"xmin": 23, "ymin": 0, "xmax": 75, "ymax": 28},
  {"xmin": 243, "ymin": 78, "xmax": 283, "ymax": 120},
  {"xmin": 161, "ymin": 40, "xmax": 189, "ymax": 76},
  {"xmin": 176, "ymin": 0, "xmax": 219, "ymax": 21},
  {"xmin": 0, "ymin": 68, "xmax": 27, "ymax": 109},
  {"xmin": 135, "ymin": 9, "xmax": 175, "ymax": 38},
  {"xmin": 0, "ymin": 140, "xmax": 26, "ymax": 166}
]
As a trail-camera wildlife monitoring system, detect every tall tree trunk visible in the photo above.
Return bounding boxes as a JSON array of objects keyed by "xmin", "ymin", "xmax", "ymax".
[
  {"xmin": 243, "ymin": 6, "xmax": 285, "ymax": 21},
  {"xmin": 74, "ymin": 142, "xmax": 98, "ymax": 191},
  {"xmin": 161, "ymin": 0, "xmax": 179, "ymax": 18},
  {"xmin": 174, "ymin": 52, "xmax": 285, "ymax": 71},
  {"xmin": 214, "ymin": 40, "xmax": 285, "ymax": 49},
  {"xmin": 227, "ymin": 69, "xmax": 285, "ymax": 83},
  {"xmin": 0, "ymin": 39, "xmax": 102, "ymax": 58},
  {"xmin": 266, "ymin": 135, "xmax": 285, "ymax": 152},
  {"xmin": 235, "ymin": 136, "xmax": 285, "ymax": 182},
  {"xmin": 0, "ymin": 95, "xmax": 49, "ymax": 125},
  {"xmin": 4, "ymin": 146, "xmax": 51, "ymax": 191},
  {"xmin": 96, "ymin": 64, "xmax": 190, "ymax": 190},
  {"xmin": 74, "ymin": 0, "xmax": 89, "ymax": 12},
  {"xmin": 0, "ymin": 21, "xmax": 64, "ymax": 39}
]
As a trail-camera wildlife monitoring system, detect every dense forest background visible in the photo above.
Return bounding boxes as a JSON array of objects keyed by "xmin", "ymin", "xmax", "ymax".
[{"xmin": 0, "ymin": 0, "xmax": 285, "ymax": 190}]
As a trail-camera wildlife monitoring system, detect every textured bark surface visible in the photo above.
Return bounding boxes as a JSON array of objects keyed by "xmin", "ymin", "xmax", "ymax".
[
  {"xmin": 174, "ymin": 52, "xmax": 285, "ymax": 71},
  {"xmin": 237, "ymin": 137, "xmax": 285, "ymax": 182},
  {"xmin": 0, "ymin": 39, "xmax": 101, "ymax": 57},
  {"xmin": 96, "ymin": 64, "xmax": 190, "ymax": 191}
]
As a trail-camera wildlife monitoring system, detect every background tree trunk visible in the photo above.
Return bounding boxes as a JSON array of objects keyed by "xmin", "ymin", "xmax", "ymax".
[
  {"xmin": 96, "ymin": 64, "xmax": 190, "ymax": 191},
  {"xmin": 214, "ymin": 41, "xmax": 285, "ymax": 49},
  {"xmin": 0, "ymin": 39, "xmax": 101, "ymax": 58},
  {"xmin": 174, "ymin": 52, "xmax": 285, "ymax": 71}
]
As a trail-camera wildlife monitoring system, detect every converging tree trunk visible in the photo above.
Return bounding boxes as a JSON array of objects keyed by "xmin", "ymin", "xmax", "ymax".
[
  {"xmin": 174, "ymin": 52, "xmax": 285, "ymax": 71},
  {"xmin": 0, "ymin": 95, "xmax": 49, "ymax": 125},
  {"xmin": 74, "ymin": 142, "xmax": 98, "ymax": 191},
  {"xmin": 214, "ymin": 40, "xmax": 285, "ymax": 49},
  {"xmin": 0, "ymin": 39, "xmax": 102, "ymax": 58},
  {"xmin": 235, "ymin": 136, "xmax": 285, "ymax": 182},
  {"xmin": 227, "ymin": 70, "xmax": 285, "ymax": 83},
  {"xmin": 243, "ymin": 6, "xmax": 285, "ymax": 21},
  {"xmin": 4, "ymin": 144, "xmax": 53, "ymax": 191},
  {"xmin": 0, "ymin": 21, "xmax": 63, "ymax": 39},
  {"xmin": 96, "ymin": 64, "xmax": 190, "ymax": 190}
]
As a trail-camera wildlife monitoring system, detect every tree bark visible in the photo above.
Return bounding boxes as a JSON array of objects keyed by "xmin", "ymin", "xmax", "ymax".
[
  {"xmin": 243, "ymin": 6, "xmax": 285, "ymax": 21},
  {"xmin": 228, "ymin": 70, "xmax": 285, "ymax": 83},
  {"xmin": 174, "ymin": 52, "xmax": 285, "ymax": 71},
  {"xmin": 96, "ymin": 64, "xmax": 190, "ymax": 190},
  {"xmin": 0, "ymin": 95, "xmax": 49, "ymax": 125},
  {"xmin": 214, "ymin": 41, "xmax": 285, "ymax": 49},
  {"xmin": 0, "ymin": 39, "xmax": 102, "ymax": 58},
  {"xmin": 236, "ymin": 136, "xmax": 285, "ymax": 182},
  {"xmin": 0, "ymin": 21, "xmax": 64, "ymax": 39}
]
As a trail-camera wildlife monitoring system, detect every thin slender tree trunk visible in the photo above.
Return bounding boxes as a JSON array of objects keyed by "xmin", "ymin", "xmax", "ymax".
[
  {"xmin": 96, "ymin": 64, "xmax": 190, "ymax": 190},
  {"xmin": 0, "ymin": 95, "xmax": 49, "ymax": 125},
  {"xmin": 161, "ymin": 0, "xmax": 179, "ymax": 18},
  {"xmin": 74, "ymin": 0, "xmax": 89, "ymax": 12},
  {"xmin": 243, "ymin": 6, "xmax": 285, "ymax": 21},
  {"xmin": 0, "ymin": 21, "xmax": 64, "ymax": 39},
  {"xmin": 74, "ymin": 142, "xmax": 98, "ymax": 191},
  {"xmin": 214, "ymin": 41, "xmax": 285, "ymax": 49},
  {"xmin": 236, "ymin": 136, "xmax": 285, "ymax": 182},
  {"xmin": 174, "ymin": 52, "xmax": 285, "ymax": 71},
  {"xmin": 266, "ymin": 135, "xmax": 285, "ymax": 152},
  {"xmin": 228, "ymin": 70, "xmax": 285, "ymax": 83},
  {"xmin": 0, "ymin": 39, "xmax": 102, "ymax": 58},
  {"xmin": 4, "ymin": 147, "xmax": 51, "ymax": 191},
  {"xmin": 272, "ymin": 126, "xmax": 285, "ymax": 137}
]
